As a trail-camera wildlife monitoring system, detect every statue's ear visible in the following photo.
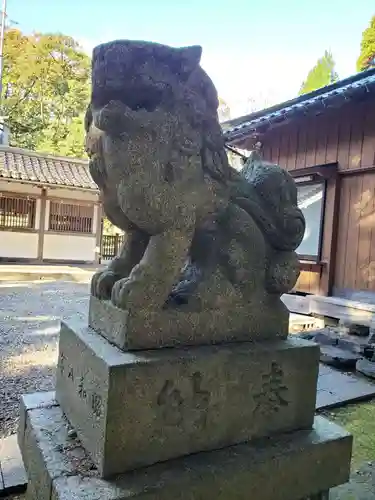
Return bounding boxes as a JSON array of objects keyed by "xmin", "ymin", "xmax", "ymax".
[{"xmin": 175, "ymin": 45, "xmax": 202, "ymax": 76}]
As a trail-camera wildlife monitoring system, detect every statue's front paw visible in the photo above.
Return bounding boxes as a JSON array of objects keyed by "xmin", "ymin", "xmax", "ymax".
[
  {"xmin": 111, "ymin": 276, "xmax": 145, "ymax": 310},
  {"xmin": 111, "ymin": 277, "xmax": 138, "ymax": 309},
  {"xmin": 91, "ymin": 270, "xmax": 118, "ymax": 300}
]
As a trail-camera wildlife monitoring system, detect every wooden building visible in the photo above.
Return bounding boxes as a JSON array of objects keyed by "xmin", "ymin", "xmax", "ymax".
[
  {"xmin": 0, "ymin": 145, "xmax": 102, "ymax": 263},
  {"xmin": 223, "ymin": 67, "xmax": 375, "ymax": 305}
]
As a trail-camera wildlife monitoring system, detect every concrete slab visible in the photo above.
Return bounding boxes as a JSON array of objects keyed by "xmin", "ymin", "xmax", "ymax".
[
  {"xmin": 316, "ymin": 364, "xmax": 375, "ymax": 410},
  {"xmin": 0, "ymin": 434, "xmax": 27, "ymax": 496}
]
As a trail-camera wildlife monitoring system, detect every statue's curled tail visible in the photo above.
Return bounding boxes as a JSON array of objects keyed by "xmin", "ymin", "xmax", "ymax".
[{"xmin": 228, "ymin": 151, "xmax": 305, "ymax": 294}]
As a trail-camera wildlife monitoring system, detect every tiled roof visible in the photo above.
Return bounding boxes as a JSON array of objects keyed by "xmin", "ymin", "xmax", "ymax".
[
  {"xmin": 0, "ymin": 146, "xmax": 97, "ymax": 191},
  {"xmin": 223, "ymin": 67, "xmax": 375, "ymax": 143}
]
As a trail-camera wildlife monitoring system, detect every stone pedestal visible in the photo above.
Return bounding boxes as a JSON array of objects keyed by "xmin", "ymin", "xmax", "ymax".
[
  {"xmin": 88, "ymin": 295, "xmax": 289, "ymax": 350},
  {"xmin": 19, "ymin": 392, "xmax": 351, "ymax": 500},
  {"xmin": 18, "ymin": 308, "xmax": 353, "ymax": 499},
  {"xmin": 55, "ymin": 321, "xmax": 318, "ymax": 477}
]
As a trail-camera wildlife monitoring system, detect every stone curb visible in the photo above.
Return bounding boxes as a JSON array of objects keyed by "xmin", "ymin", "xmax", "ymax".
[{"xmin": 0, "ymin": 434, "xmax": 27, "ymax": 497}]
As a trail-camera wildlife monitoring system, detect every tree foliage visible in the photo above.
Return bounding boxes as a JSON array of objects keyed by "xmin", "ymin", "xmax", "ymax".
[
  {"xmin": 2, "ymin": 29, "xmax": 90, "ymax": 156},
  {"xmin": 218, "ymin": 96, "xmax": 231, "ymax": 122},
  {"xmin": 357, "ymin": 15, "xmax": 375, "ymax": 71},
  {"xmin": 299, "ymin": 51, "xmax": 338, "ymax": 95}
]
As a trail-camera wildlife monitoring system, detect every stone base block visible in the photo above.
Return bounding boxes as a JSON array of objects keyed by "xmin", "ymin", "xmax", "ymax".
[
  {"xmin": 88, "ymin": 295, "xmax": 288, "ymax": 350},
  {"xmin": 55, "ymin": 320, "xmax": 319, "ymax": 477},
  {"xmin": 18, "ymin": 394, "xmax": 352, "ymax": 500}
]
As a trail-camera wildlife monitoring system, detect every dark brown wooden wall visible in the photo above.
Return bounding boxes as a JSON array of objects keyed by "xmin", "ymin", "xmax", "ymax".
[
  {"xmin": 251, "ymin": 99, "xmax": 375, "ymax": 296},
  {"xmin": 259, "ymin": 100, "xmax": 375, "ymax": 172},
  {"xmin": 334, "ymin": 173, "xmax": 375, "ymax": 295}
]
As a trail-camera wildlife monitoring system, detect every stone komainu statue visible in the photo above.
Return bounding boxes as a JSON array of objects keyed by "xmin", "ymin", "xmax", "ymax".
[{"xmin": 85, "ymin": 40, "xmax": 305, "ymax": 319}]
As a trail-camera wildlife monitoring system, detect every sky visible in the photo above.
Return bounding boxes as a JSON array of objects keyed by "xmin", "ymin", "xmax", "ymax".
[{"xmin": 6, "ymin": 0, "xmax": 375, "ymax": 118}]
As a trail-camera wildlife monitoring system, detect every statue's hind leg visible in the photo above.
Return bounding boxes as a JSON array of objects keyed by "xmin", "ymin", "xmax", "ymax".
[{"xmin": 218, "ymin": 204, "xmax": 267, "ymax": 296}]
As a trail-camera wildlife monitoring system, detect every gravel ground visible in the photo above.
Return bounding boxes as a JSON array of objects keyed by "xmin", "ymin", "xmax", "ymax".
[{"xmin": 0, "ymin": 280, "xmax": 90, "ymax": 439}]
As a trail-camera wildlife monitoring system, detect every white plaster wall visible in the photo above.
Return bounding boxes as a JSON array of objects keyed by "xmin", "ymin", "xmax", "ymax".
[
  {"xmin": 0, "ymin": 181, "xmax": 41, "ymax": 259},
  {"xmin": 0, "ymin": 232, "xmax": 38, "ymax": 259},
  {"xmin": 43, "ymin": 234, "xmax": 96, "ymax": 262},
  {"xmin": 46, "ymin": 187, "xmax": 99, "ymax": 202}
]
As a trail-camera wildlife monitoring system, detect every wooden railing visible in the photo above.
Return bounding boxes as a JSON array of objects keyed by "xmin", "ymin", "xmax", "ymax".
[
  {"xmin": 101, "ymin": 234, "xmax": 125, "ymax": 260},
  {"xmin": 0, "ymin": 195, "xmax": 36, "ymax": 229}
]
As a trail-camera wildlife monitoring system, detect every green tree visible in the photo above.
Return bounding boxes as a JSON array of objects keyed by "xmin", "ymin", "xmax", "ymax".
[
  {"xmin": 218, "ymin": 96, "xmax": 231, "ymax": 122},
  {"xmin": 357, "ymin": 15, "xmax": 375, "ymax": 71},
  {"xmin": 299, "ymin": 51, "xmax": 338, "ymax": 95},
  {"xmin": 36, "ymin": 113, "xmax": 87, "ymax": 158},
  {"xmin": 2, "ymin": 29, "xmax": 90, "ymax": 156}
]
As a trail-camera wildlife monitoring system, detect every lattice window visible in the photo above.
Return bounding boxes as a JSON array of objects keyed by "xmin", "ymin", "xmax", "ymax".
[
  {"xmin": 49, "ymin": 201, "xmax": 93, "ymax": 233},
  {"xmin": 0, "ymin": 195, "xmax": 36, "ymax": 229}
]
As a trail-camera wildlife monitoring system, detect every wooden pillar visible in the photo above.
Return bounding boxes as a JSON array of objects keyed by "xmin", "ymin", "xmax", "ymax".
[
  {"xmin": 114, "ymin": 233, "xmax": 120, "ymax": 257},
  {"xmin": 319, "ymin": 175, "xmax": 341, "ymax": 296},
  {"xmin": 37, "ymin": 188, "xmax": 47, "ymax": 263},
  {"xmin": 95, "ymin": 203, "xmax": 103, "ymax": 264}
]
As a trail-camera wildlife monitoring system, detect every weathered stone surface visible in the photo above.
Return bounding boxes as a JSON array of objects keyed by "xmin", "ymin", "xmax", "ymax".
[
  {"xmin": 368, "ymin": 317, "xmax": 375, "ymax": 344},
  {"xmin": 0, "ymin": 434, "xmax": 27, "ymax": 495},
  {"xmin": 317, "ymin": 364, "xmax": 375, "ymax": 410},
  {"xmin": 299, "ymin": 328, "xmax": 368, "ymax": 355},
  {"xmin": 85, "ymin": 39, "xmax": 304, "ymax": 341},
  {"xmin": 339, "ymin": 320, "xmax": 369, "ymax": 337},
  {"xmin": 320, "ymin": 345, "xmax": 360, "ymax": 368},
  {"xmin": 19, "ymin": 398, "xmax": 352, "ymax": 500},
  {"xmin": 305, "ymin": 494, "xmax": 329, "ymax": 500},
  {"xmin": 55, "ymin": 320, "xmax": 319, "ymax": 477},
  {"xmin": 356, "ymin": 358, "xmax": 375, "ymax": 379},
  {"xmin": 89, "ymin": 295, "xmax": 288, "ymax": 350},
  {"xmin": 18, "ymin": 391, "xmax": 57, "ymax": 451}
]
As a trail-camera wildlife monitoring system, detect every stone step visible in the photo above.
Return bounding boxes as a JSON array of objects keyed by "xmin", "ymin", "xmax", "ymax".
[
  {"xmin": 316, "ymin": 364, "xmax": 375, "ymax": 409},
  {"xmin": 356, "ymin": 358, "xmax": 375, "ymax": 379},
  {"xmin": 6, "ymin": 365, "xmax": 371, "ymax": 497},
  {"xmin": 319, "ymin": 345, "xmax": 360, "ymax": 368},
  {"xmin": 55, "ymin": 321, "xmax": 319, "ymax": 478},
  {"xmin": 0, "ymin": 434, "xmax": 27, "ymax": 496},
  {"xmin": 18, "ymin": 397, "xmax": 352, "ymax": 500}
]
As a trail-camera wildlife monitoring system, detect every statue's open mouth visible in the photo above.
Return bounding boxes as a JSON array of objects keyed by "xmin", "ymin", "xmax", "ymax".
[{"xmin": 92, "ymin": 85, "xmax": 164, "ymax": 113}]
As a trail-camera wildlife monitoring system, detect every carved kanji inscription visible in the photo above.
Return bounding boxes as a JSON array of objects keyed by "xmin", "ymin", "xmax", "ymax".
[
  {"xmin": 157, "ymin": 371, "xmax": 210, "ymax": 429},
  {"xmin": 254, "ymin": 362, "xmax": 289, "ymax": 415}
]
